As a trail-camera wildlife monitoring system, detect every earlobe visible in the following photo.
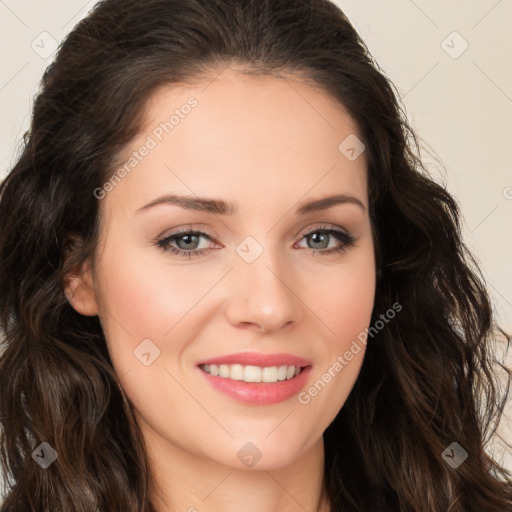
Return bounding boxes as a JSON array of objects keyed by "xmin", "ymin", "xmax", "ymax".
[{"xmin": 64, "ymin": 259, "xmax": 99, "ymax": 316}]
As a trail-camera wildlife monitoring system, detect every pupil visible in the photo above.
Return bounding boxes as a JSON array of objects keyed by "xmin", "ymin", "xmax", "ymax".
[
  {"xmin": 310, "ymin": 232, "xmax": 327, "ymax": 249},
  {"xmin": 179, "ymin": 234, "xmax": 197, "ymax": 249}
]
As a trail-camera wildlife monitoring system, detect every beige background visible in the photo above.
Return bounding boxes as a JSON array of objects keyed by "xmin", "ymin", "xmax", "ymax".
[{"xmin": 0, "ymin": 0, "xmax": 510, "ymax": 490}]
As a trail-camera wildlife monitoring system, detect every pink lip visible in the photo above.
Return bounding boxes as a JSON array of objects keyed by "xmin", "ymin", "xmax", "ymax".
[
  {"xmin": 198, "ymin": 366, "xmax": 312, "ymax": 405},
  {"xmin": 196, "ymin": 352, "xmax": 312, "ymax": 405},
  {"xmin": 196, "ymin": 352, "xmax": 311, "ymax": 367}
]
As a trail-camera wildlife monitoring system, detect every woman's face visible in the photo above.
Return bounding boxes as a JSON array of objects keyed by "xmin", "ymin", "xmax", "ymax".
[{"xmin": 68, "ymin": 67, "xmax": 376, "ymax": 470}]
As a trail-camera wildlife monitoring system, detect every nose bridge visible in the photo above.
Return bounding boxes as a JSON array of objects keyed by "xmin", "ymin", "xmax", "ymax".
[{"xmin": 225, "ymin": 234, "xmax": 300, "ymax": 332}]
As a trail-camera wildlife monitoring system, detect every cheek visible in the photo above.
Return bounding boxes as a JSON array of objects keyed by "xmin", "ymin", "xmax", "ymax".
[
  {"xmin": 93, "ymin": 248, "xmax": 215, "ymax": 425},
  {"xmin": 296, "ymin": 249, "xmax": 375, "ymax": 419},
  {"xmin": 311, "ymin": 249, "xmax": 376, "ymax": 351},
  {"xmin": 93, "ymin": 242, "xmax": 220, "ymax": 380},
  {"xmin": 96, "ymin": 247, "xmax": 212, "ymax": 336}
]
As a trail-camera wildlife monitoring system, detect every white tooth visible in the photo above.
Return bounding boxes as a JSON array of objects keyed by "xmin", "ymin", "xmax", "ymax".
[
  {"xmin": 204, "ymin": 363, "xmax": 300, "ymax": 381},
  {"xmin": 262, "ymin": 366, "xmax": 278, "ymax": 383},
  {"xmin": 219, "ymin": 364, "xmax": 230, "ymax": 378},
  {"xmin": 277, "ymin": 365, "xmax": 288, "ymax": 381},
  {"xmin": 244, "ymin": 365, "xmax": 262, "ymax": 383},
  {"xmin": 229, "ymin": 364, "xmax": 245, "ymax": 381}
]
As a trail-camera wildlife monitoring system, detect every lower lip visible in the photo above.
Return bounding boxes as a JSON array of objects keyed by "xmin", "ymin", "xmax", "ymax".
[{"xmin": 198, "ymin": 366, "xmax": 312, "ymax": 405}]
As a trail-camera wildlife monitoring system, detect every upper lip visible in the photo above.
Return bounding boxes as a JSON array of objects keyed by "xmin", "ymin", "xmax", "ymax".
[{"xmin": 197, "ymin": 352, "xmax": 311, "ymax": 368}]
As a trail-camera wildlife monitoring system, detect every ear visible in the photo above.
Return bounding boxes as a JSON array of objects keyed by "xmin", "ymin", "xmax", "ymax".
[{"xmin": 63, "ymin": 237, "xmax": 100, "ymax": 317}]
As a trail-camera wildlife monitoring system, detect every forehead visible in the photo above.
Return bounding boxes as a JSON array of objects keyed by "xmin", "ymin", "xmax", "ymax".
[
  {"xmin": 142, "ymin": 67, "xmax": 362, "ymax": 148},
  {"xmin": 102, "ymin": 67, "xmax": 368, "ymax": 221}
]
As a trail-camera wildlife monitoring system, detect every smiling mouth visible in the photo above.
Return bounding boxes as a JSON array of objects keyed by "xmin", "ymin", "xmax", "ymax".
[{"xmin": 199, "ymin": 363, "xmax": 306, "ymax": 383}]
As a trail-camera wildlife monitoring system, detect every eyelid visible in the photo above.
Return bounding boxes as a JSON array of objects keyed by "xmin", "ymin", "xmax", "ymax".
[
  {"xmin": 155, "ymin": 224, "xmax": 218, "ymax": 243},
  {"xmin": 297, "ymin": 222, "xmax": 350, "ymax": 238}
]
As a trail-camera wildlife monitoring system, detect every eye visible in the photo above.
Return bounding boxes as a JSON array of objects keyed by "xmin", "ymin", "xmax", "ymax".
[
  {"xmin": 295, "ymin": 224, "xmax": 356, "ymax": 255},
  {"xmin": 155, "ymin": 223, "xmax": 356, "ymax": 259},
  {"xmin": 156, "ymin": 228, "xmax": 215, "ymax": 259}
]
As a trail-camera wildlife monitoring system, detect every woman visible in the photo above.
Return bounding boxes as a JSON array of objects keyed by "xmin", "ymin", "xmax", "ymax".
[{"xmin": 0, "ymin": 0, "xmax": 511, "ymax": 510}]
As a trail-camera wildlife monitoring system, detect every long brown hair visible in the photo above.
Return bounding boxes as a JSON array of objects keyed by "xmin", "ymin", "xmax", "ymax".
[{"xmin": 1, "ymin": 1, "xmax": 511, "ymax": 510}]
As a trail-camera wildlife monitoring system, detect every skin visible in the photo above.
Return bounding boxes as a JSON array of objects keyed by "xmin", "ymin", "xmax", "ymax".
[{"xmin": 65, "ymin": 65, "xmax": 376, "ymax": 512}]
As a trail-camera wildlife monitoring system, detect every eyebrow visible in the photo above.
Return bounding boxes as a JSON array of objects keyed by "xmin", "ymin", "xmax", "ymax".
[{"xmin": 135, "ymin": 192, "xmax": 366, "ymax": 216}]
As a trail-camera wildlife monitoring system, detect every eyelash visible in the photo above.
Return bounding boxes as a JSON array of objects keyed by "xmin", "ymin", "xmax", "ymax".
[{"xmin": 155, "ymin": 224, "xmax": 356, "ymax": 259}]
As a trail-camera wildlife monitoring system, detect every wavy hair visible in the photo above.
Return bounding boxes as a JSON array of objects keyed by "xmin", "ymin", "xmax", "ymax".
[{"xmin": 0, "ymin": 0, "xmax": 511, "ymax": 510}]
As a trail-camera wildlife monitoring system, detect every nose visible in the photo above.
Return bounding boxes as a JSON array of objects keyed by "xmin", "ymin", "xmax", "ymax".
[{"xmin": 224, "ymin": 244, "xmax": 303, "ymax": 334}]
